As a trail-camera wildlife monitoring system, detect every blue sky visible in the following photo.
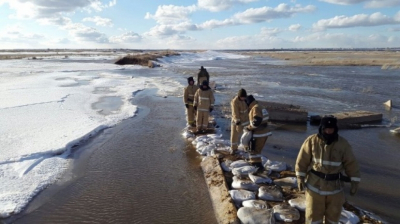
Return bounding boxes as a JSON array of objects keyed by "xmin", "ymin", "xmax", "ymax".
[{"xmin": 0, "ymin": 0, "xmax": 399, "ymax": 49}]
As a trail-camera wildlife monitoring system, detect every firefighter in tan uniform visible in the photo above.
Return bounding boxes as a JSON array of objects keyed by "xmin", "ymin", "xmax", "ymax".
[
  {"xmin": 295, "ymin": 115, "xmax": 361, "ymax": 224},
  {"xmin": 197, "ymin": 66, "xmax": 209, "ymax": 87},
  {"xmin": 230, "ymin": 89, "xmax": 249, "ymax": 153},
  {"xmin": 193, "ymin": 80, "xmax": 215, "ymax": 133},
  {"xmin": 183, "ymin": 77, "xmax": 199, "ymax": 127},
  {"xmin": 244, "ymin": 95, "xmax": 271, "ymax": 163}
]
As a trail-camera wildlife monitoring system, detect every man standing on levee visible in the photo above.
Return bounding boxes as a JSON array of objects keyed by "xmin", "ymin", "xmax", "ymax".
[
  {"xmin": 183, "ymin": 77, "xmax": 198, "ymax": 127},
  {"xmin": 296, "ymin": 115, "xmax": 361, "ymax": 224}
]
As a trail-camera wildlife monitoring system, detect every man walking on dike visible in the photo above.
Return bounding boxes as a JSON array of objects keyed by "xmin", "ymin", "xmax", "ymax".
[
  {"xmin": 295, "ymin": 115, "xmax": 361, "ymax": 224},
  {"xmin": 197, "ymin": 66, "xmax": 209, "ymax": 87},
  {"xmin": 230, "ymin": 88, "xmax": 249, "ymax": 154},
  {"xmin": 193, "ymin": 80, "xmax": 215, "ymax": 133},
  {"xmin": 183, "ymin": 77, "xmax": 199, "ymax": 127},
  {"xmin": 244, "ymin": 95, "xmax": 271, "ymax": 164}
]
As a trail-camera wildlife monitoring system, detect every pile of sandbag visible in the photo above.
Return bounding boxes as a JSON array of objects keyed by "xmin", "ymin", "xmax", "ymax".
[{"xmin": 182, "ymin": 127, "xmax": 360, "ymax": 224}]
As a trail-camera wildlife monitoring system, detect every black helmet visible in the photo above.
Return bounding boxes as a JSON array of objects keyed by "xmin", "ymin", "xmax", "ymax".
[
  {"xmin": 318, "ymin": 115, "xmax": 339, "ymax": 145},
  {"xmin": 320, "ymin": 115, "xmax": 338, "ymax": 129},
  {"xmin": 238, "ymin": 89, "xmax": 247, "ymax": 98},
  {"xmin": 245, "ymin": 95, "xmax": 255, "ymax": 106},
  {"xmin": 187, "ymin": 77, "xmax": 194, "ymax": 84}
]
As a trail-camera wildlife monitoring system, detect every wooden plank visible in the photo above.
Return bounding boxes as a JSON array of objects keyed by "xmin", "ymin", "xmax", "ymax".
[{"xmin": 200, "ymin": 157, "xmax": 239, "ymax": 224}]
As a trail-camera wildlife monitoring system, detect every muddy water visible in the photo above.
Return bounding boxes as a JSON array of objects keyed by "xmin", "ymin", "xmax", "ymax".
[
  {"xmin": 169, "ymin": 57, "xmax": 400, "ymax": 223},
  {"xmin": 12, "ymin": 89, "xmax": 217, "ymax": 224},
  {"xmin": 7, "ymin": 55, "xmax": 400, "ymax": 223}
]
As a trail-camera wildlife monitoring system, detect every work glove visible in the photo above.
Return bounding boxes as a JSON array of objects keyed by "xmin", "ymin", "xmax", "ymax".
[
  {"xmin": 209, "ymin": 107, "xmax": 213, "ymax": 112},
  {"xmin": 297, "ymin": 176, "xmax": 305, "ymax": 192},
  {"xmin": 185, "ymin": 104, "xmax": 189, "ymax": 109},
  {"xmin": 194, "ymin": 106, "xmax": 197, "ymax": 111},
  {"xmin": 235, "ymin": 121, "xmax": 241, "ymax": 125},
  {"xmin": 350, "ymin": 181, "xmax": 359, "ymax": 196}
]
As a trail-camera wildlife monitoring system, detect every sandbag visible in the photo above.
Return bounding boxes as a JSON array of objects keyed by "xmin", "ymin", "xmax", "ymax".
[
  {"xmin": 340, "ymin": 209, "xmax": 360, "ymax": 224},
  {"xmin": 237, "ymin": 207, "xmax": 275, "ymax": 224},
  {"xmin": 242, "ymin": 200, "xmax": 269, "ymax": 209},
  {"xmin": 263, "ymin": 159, "xmax": 287, "ymax": 172},
  {"xmin": 288, "ymin": 195, "xmax": 306, "ymax": 211},
  {"xmin": 232, "ymin": 166, "xmax": 258, "ymax": 178},
  {"xmin": 196, "ymin": 144, "xmax": 217, "ymax": 155},
  {"xmin": 229, "ymin": 189, "xmax": 256, "ymax": 207},
  {"xmin": 240, "ymin": 128, "xmax": 253, "ymax": 149},
  {"xmin": 230, "ymin": 160, "xmax": 250, "ymax": 169},
  {"xmin": 221, "ymin": 160, "xmax": 233, "ymax": 172},
  {"xmin": 258, "ymin": 185, "xmax": 283, "ymax": 202},
  {"xmin": 273, "ymin": 204, "xmax": 300, "ymax": 222},
  {"xmin": 249, "ymin": 173, "xmax": 273, "ymax": 184},
  {"xmin": 273, "ymin": 177, "xmax": 297, "ymax": 188},
  {"xmin": 232, "ymin": 176, "xmax": 260, "ymax": 191}
]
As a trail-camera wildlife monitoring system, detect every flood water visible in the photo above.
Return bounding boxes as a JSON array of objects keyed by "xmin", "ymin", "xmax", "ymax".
[
  {"xmin": 7, "ymin": 54, "xmax": 400, "ymax": 223},
  {"xmin": 166, "ymin": 55, "xmax": 400, "ymax": 223}
]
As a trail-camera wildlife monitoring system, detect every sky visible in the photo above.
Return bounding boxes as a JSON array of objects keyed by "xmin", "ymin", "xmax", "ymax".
[{"xmin": 0, "ymin": 0, "xmax": 400, "ymax": 49}]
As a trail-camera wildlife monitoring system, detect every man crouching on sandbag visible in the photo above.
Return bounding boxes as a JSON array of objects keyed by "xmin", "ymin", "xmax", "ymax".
[{"xmin": 241, "ymin": 95, "xmax": 271, "ymax": 166}]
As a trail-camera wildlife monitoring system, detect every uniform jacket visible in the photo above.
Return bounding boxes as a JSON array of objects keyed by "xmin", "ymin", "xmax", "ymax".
[
  {"xmin": 247, "ymin": 101, "xmax": 270, "ymax": 137},
  {"xmin": 231, "ymin": 96, "xmax": 249, "ymax": 126},
  {"xmin": 295, "ymin": 134, "xmax": 361, "ymax": 195},
  {"xmin": 193, "ymin": 88, "xmax": 214, "ymax": 112},
  {"xmin": 183, "ymin": 85, "xmax": 199, "ymax": 105}
]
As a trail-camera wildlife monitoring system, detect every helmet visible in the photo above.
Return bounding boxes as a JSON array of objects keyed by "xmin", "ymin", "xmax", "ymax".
[
  {"xmin": 238, "ymin": 89, "xmax": 247, "ymax": 98},
  {"xmin": 245, "ymin": 95, "xmax": 255, "ymax": 106},
  {"xmin": 320, "ymin": 115, "xmax": 338, "ymax": 129},
  {"xmin": 187, "ymin": 77, "xmax": 194, "ymax": 84}
]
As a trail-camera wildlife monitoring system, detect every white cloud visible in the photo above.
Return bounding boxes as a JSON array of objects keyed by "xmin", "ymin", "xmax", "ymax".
[
  {"xmin": 145, "ymin": 5, "xmax": 197, "ymax": 24},
  {"xmin": 37, "ymin": 16, "xmax": 72, "ymax": 26},
  {"xmin": 83, "ymin": 16, "xmax": 113, "ymax": 27},
  {"xmin": 289, "ymin": 24, "xmax": 302, "ymax": 31},
  {"xmin": 365, "ymin": 0, "xmax": 400, "ymax": 8},
  {"xmin": 62, "ymin": 23, "xmax": 109, "ymax": 43},
  {"xmin": 231, "ymin": 4, "xmax": 316, "ymax": 24},
  {"xmin": 388, "ymin": 27, "xmax": 400, "ymax": 31},
  {"xmin": 313, "ymin": 12, "xmax": 400, "ymax": 30},
  {"xmin": 1, "ymin": 0, "xmax": 116, "ymax": 19},
  {"xmin": 0, "ymin": 24, "xmax": 45, "ymax": 44},
  {"xmin": 318, "ymin": 0, "xmax": 400, "ymax": 8},
  {"xmin": 144, "ymin": 22, "xmax": 200, "ymax": 37},
  {"xmin": 109, "ymin": 31, "xmax": 142, "ymax": 43},
  {"xmin": 260, "ymin": 27, "xmax": 282, "ymax": 36},
  {"xmin": 199, "ymin": 4, "xmax": 315, "ymax": 30},
  {"xmin": 197, "ymin": 0, "xmax": 259, "ymax": 12}
]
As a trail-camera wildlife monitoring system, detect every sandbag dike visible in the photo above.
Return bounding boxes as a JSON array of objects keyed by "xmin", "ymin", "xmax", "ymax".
[
  {"xmin": 114, "ymin": 51, "xmax": 180, "ymax": 66},
  {"xmin": 185, "ymin": 107, "xmax": 384, "ymax": 224}
]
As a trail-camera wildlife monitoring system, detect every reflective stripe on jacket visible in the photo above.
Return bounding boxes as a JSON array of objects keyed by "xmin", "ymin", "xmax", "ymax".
[
  {"xmin": 247, "ymin": 101, "xmax": 270, "ymax": 137},
  {"xmin": 193, "ymin": 88, "xmax": 215, "ymax": 110},
  {"xmin": 295, "ymin": 134, "xmax": 361, "ymax": 195},
  {"xmin": 183, "ymin": 85, "xmax": 199, "ymax": 105},
  {"xmin": 231, "ymin": 96, "xmax": 249, "ymax": 126}
]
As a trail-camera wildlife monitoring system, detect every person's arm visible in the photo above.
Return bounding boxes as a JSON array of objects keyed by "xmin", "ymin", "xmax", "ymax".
[
  {"xmin": 193, "ymin": 90, "xmax": 199, "ymax": 107},
  {"xmin": 295, "ymin": 136, "xmax": 313, "ymax": 178},
  {"xmin": 183, "ymin": 87, "xmax": 188, "ymax": 104},
  {"xmin": 247, "ymin": 107, "xmax": 262, "ymax": 130},
  {"xmin": 342, "ymin": 140, "xmax": 361, "ymax": 195},
  {"xmin": 231, "ymin": 99, "xmax": 240, "ymax": 124}
]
